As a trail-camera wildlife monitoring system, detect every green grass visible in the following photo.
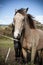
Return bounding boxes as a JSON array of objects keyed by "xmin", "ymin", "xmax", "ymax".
[
  {"xmin": 0, "ymin": 36, "xmax": 35, "ymax": 65},
  {"xmin": 0, "ymin": 36, "xmax": 14, "ymax": 65},
  {"xmin": 0, "ymin": 36, "xmax": 14, "ymax": 48}
]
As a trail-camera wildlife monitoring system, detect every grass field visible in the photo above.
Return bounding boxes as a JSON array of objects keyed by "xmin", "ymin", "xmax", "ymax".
[
  {"xmin": 0, "ymin": 36, "xmax": 36, "ymax": 65},
  {"xmin": 0, "ymin": 36, "xmax": 15, "ymax": 65},
  {"xmin": 0, "ymin": 36, "xmax": 13, "ymax": 48}
]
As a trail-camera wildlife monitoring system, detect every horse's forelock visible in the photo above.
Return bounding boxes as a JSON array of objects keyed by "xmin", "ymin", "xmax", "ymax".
[{"xmin": 15, "ymin": 8, "xmax": 26, "ymax": 16}]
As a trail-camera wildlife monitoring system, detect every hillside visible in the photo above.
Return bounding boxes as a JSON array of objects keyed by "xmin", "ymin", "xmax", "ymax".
[
  {"xmin": 0, "ymin": 20, "xmax": 43, "ymax": 37},
  {"xmin": 34, "ymin": 20, "xmax": 43, "ymax": 30}
]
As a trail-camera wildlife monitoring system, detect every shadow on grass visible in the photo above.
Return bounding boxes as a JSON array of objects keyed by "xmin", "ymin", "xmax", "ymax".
[{"xmin": 0, "ymin": 56, "xmax": 35, "ymax": 65}]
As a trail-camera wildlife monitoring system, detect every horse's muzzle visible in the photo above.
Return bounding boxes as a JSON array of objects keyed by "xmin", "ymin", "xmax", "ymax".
[{"xmin": 14, "ymin": 34, "xmax": 21, "ymax": 41}]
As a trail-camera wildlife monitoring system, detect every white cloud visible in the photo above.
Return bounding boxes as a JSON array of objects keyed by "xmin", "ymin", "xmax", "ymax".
[
  {"xmin": 35, "ymin": 15, "xmax": 43, "ymax": 24},
  {"xmin": 0, "ymin": 15, "xmax": 43, "ymax": 25},
  {"xmin": 0, "ymin": 16, "xmax": 13, "ymax": 25}
]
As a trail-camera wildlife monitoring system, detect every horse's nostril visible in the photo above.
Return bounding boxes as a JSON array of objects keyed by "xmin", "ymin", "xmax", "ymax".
[
  {"xmin": 14, "ymin": 34, "xmax": 20, "ymax": 39},
  {"xmin": 18, "ymin": 34, "xmax": 20, "ymax": 39}
]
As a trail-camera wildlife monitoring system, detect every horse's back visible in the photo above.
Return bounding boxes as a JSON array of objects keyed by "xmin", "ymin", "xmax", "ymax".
[{"xmin": 37, "ymin": 29, "xmax": 43, "ymax": 50}]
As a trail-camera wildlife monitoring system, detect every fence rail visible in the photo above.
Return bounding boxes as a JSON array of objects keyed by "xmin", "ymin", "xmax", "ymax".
[
  {"xmin": 0, "ymin": 34, "xmax": 18, "ymax": 41},
  {"xmin": 0, "ymin": 34, "xmax": 19, "ymax": 63}
]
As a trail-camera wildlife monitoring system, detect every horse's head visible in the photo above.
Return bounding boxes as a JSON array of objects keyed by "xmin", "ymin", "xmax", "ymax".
[{"xmin": 13, "ymin": 8, "xmax": 28, "ymax": 40}]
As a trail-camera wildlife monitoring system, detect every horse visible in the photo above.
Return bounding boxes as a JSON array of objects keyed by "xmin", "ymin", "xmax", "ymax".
[
  {"xmin": 12, "ymin": 22, "xmax": 22, "ymax": 61},
  {"xmin": 12, "ymin": 8, "xmax": 43, "ymax": 64}
]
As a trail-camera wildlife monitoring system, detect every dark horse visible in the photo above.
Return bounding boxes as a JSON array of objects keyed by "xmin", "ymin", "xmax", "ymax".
[
  {"xmin": 12, "ymin": 23, "xmax": 22, "ymax": 61},
  {"xmin": 12, "ymin": 8, "xmax": 43, "ymax": 64}
]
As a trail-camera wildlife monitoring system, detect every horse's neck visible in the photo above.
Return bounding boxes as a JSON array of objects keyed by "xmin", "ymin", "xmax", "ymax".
[
  {"xmin": 21, "ymin": 21, "xmax": 32, "ymax": 49},
  {"xmin": 25, "ymin": 21, "xmax": 31, "ymax": 39}
]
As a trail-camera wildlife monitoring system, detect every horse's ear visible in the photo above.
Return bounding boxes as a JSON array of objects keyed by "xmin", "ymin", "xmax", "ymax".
[{"xmin": 25, "ymin": 8, "xmax": 29, "ymax": 13}]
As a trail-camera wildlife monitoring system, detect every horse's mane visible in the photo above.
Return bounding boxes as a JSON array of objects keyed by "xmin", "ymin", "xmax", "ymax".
[
  {"xmin": 27, "ymin": 14, "xmax": 35, "ymax": 29},
  {"xmin": 15, "ymin": 8, "xmax": 35, "ymax": 29},
  {"xmin": 15, "ymin": 8, "xmax": 26, "ymax": 15}
]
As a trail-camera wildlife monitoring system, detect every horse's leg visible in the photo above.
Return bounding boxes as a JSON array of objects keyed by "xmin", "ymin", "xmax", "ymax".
[
  {"xmin": 22, "ymin": 48, "xmax": 27, "ymax": 63},
  {"xmin": 34, "ymin": 50, "xmax": 40, "ymax": 65},
  {"xmin": 18, "ymin": 41, "xmax": 22, "ymax": 57},
  {"xmin": 14, "ymin": 40, "xmax": 19, "ymax": 60},
  {"xmin": 31, "ymin": 45, "xmax": 36, "ymax": 64},
  {"xmin": 38, "ymin": 49, "xmax": 43, "ymax": 65},
  {"xmin": 14, "ymin": 47, "xmax": 19, "ymax": 60},
  {"xmin": 41, "ymin": 50, "xmax": 43, "ymax": 65}
]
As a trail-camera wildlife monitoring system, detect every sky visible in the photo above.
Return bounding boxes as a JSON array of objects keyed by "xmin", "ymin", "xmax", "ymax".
[{"xmin": 0, "ymin": 0, "xmax": 43, "ymax": 25}]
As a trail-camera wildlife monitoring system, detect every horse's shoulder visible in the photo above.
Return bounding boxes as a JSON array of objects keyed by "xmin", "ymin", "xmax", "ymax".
[
  {"xmin": 31, "ymin": 29, "xmax": 39, "ymax": 35},
  {"xmin": 31, "ymin": 29, "xmax": 43, "ymax": 34},
  {"xmin": 37, "ymin": 29, "xmax": 43, "ymax": 50},
  {"xmin": 31, "ymin": 29, "xmax": 40, "ymax": 41}
]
